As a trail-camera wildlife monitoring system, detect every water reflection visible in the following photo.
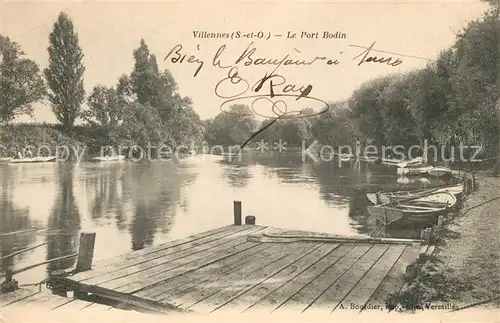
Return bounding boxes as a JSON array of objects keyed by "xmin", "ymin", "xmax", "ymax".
[
  {"xmin": 46, "ymin": 163, "xmax": 81, "ymax": 273},
  {"xmin": 0, "ymin": 166, "xmax": 37, "ymax": 275},
  {"xmin": 2, "ymin": 153, "xmax": 457, "ymax": 282}
]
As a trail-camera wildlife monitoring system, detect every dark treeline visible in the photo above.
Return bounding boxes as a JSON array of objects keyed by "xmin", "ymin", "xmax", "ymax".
[
  {"xmin": 1, "ymin": 6, "xmax": 499, "ymax": 163},
  {"xmin": 204, "ymin": 6, "xmax": 500, "ymax": 164},
  {"xmin": 0, "ymin": 12, "xmax": 203, "ymax": 158}
]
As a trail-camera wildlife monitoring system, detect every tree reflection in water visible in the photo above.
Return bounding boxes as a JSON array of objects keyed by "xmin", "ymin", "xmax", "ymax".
[
  {"xmin": 0, "ymin": 166, "xmax": 37, "ymax": 277},
  {"xmin": 46, "ymin": 163, "xmax": 81, "ymax": 273}
]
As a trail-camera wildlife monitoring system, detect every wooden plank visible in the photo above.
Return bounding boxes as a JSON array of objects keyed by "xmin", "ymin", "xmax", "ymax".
[
  {"xmin": 51, "ymin": 298, "xmax": 98, "ymax": 311},
  {"xmin": 78, "ymin": 225, "xmax": 266, "ymax": 286},
  {"xmin": 274, "ymin": 244, "xmax": 372, "ymax": 312},
  {"xmin": 247, "ymin": 243, "xmax": 357, "ymax": 313},
  {"xmin": 137, "ymin": 241, "xmax": 274, "ymax": 300},
  {"xmin": 117, "ymin": 238, "xmax": 268, "ymax": 294},
  {"xmin": 91, "ymin": 225, "xmax": 237, "ymax": 268},
  {"xmin": 9, "ymin": 291, "xmax": 46, "ymax": 305},
  {"xmin": 81, "ymin": 303, "xmax": 115, "ymax": 312},
  {"xmin": 187, "ymin": 242, "xmax": 322, "ymax": 313},
  {"xmin": 336, "ymin": 244, "xmax": 406, "ymax": 311},
  {"xmin": 305, "ymin": 244, "xmax": 389, "ymax": 314},
  {"xmin": 161, "ymin": 243, "xmax": 289, "ymax": 307},
  {"xmin": 12, "ymin": 295, "xmax": 74, "ymax": 309},
  {"xmin": 367, "ymin": 245, "xmax": 420, "ymax": 305},
  {"xmin": 73, "ymin": 225, "xmax": 256, "ymax": 282},
  {"xmin": 0, "ymin": 289, "xmax": 39, "ymax": 307},
  {"xmin": 221, "ymin": 243, "xmax": 340, "ymax": 313},
  {"xmin": 94, "ymin": 226, "xmax": 267, "ymax": 293}
]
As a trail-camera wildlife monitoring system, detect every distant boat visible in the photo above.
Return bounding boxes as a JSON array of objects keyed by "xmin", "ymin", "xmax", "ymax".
[
  {"xmin": 9, "ymin": 156, "xmax": 57, "ymax": 164},
  {"xmin": 366, "ymin": 183, "xmax": 464, "ymax": 205},
  {"xmin": 397, "ymin": 166, "xmax": 434, "ymax": 176},
  {"xmin": 329, "ymin": 152, "xmax": 354, "ymax": 162},
  {"xmin": 381, "ymin": 158, "xmax": 405, "ymax": 166},
  {"xmin": 188, "ymin": 150, "xmax": 197, "ymax": 156},
  {"xmin": 0, "ymin": 157, "xmax": 13, "ymax": 164},
  {"xmin": 92, "ymin": 155, "xmax": 126, "ymax": 162},
  {"xmin": 428, "ymin": 166, "xmax": 452, "ymax": 178},
  {"xmin": 396, "ymin": 156, "xmax": 426, "ymax": 168},
  {"xmin": 366, "ymin": 191, "xmax": 457, "ymax": 227},
  {"xmin": 358, "ymin": 155, "xmax": 379, "ymax": 164}
]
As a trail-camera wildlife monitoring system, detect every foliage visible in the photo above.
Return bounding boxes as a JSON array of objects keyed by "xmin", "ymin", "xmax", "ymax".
[
  {"xmin": 44, "ymin": 12, "xmax": 85, "ymax": 133},
  {"xmin": 203, "ymin": 104, "xmax": 257, "ymax": 146},
  {"xmin": 82, "ymin": 85, "xmax": 126, "ymax": 145},
  {"xmin": 0, "ymin": 36, "xmax": 46, "ymax": 123}
]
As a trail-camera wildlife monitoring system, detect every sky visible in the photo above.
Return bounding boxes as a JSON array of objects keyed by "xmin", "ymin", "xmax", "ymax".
[{"xmin": 1, "ymin": 0, "xmax": 490, "ymax": 123}]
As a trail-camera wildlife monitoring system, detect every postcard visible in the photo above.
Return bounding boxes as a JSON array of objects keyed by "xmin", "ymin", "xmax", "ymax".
[{"xmin": 1, "ymin": 0, "xmax": 499, "ymax": 322}]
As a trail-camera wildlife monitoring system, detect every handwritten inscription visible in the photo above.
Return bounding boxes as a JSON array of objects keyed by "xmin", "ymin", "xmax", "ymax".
[
  {"xmin": 165, "ymin": 41, "xmax": 403, "ymax": 78},
  {"xmin": 164, "ymin": 40, "xmax": 409, "ymax": 149}
]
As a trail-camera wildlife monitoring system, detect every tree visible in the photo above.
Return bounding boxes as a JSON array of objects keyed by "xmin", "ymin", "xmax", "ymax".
[
  {"xmin": 0, "ymin": 36, "xmax": 45, "ymax": 123},
  {"xmin": 204, "ymin": 105, "xmax": 257, "ymax": 146},
  {"xmin": 82, "ymin": 85, "xmax": 126, "ymax": 144},
  {"xmin": 44, "ymin": 12, "xmax": 85, "ymax": 133}
]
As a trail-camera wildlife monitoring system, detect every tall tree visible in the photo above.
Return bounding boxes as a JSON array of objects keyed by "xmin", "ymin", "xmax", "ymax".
[
  {"xmin": 0, "ymin": 36, "xmax": 45, "ymax": 123},
  {"xmin": 44, "ymin": 12, "xmax": 85, "ymax": 133}
]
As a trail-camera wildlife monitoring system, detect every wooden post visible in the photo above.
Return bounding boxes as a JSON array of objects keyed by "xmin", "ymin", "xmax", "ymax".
[
  {"xmin": 437, "ymin": 215, "xmax": 444, "ymax": 228},
  {"xmin": 233, "ymin": 201, "xmax": 242, "ymax": 225},
  {"xmin": 5, "ymin": 268, "xmax": 12, "ymax": 283},
  {"xmin": 245, "ymin": 215, "xmax": 256, "ymax": 225},
  {"xmin": 420, "ymin": 229, "xmax": 431, "ymax": 244},
  {"xmin": 75, "ymin": 232, "xmax": 96, "ymax": 273},
  {"xmin": 472, "ymin": 172, "xmax": 476, "ymax": 191}
]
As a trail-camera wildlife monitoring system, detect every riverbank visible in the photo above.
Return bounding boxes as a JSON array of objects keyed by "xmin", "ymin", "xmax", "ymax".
[{"xmin": 392, "ymin": 172, "xmax": 500, "ymax": 311}]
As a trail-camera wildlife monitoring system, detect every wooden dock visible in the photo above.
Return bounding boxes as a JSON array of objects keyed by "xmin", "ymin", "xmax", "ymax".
[
  {"xmin": 0, "ymin": 286, "xmax": 124, "ymax": 312},
  {"xmin": 60, "ymin": 223, "xmax": 422, "ymax": 315}
]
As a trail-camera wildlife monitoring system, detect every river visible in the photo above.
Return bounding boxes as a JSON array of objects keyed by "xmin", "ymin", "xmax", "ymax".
[{"xmin": 0, "ymin": 152, "xmax": 453, "ymax": 284}]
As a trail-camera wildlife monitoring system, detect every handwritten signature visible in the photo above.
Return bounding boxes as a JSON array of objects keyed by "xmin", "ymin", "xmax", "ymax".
[{"xmin": 164, "ymin": 41, "xmax": 406, "ymax": 149}]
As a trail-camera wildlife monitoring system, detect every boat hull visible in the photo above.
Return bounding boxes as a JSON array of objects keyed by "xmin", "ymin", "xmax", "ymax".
[
  {"xmin": 367, "ymin": 191, "xmax": 457, "ymax": 227},
  {"xmin": 91, "ymin": 155, "xmax": 126, "ymax": 162},
  {"xmin": 9, "ymin": 156, "xmax": 57, "ymax": 164}
]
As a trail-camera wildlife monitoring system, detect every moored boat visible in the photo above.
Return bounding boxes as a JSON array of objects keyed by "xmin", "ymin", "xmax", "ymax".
[
  {"xmin": 366, "ymin": 191, "xmax": 457, "ymax": 227},
  {"xmin": 427, "ymin": 166, "xmax": 452, "ymax": 178},
  {"xmin": 397, "ymin": 166, "xmax": 434, "ymax": 176},
  {"xmin": 91, "ymin": 155, "xmax": 126, "ymax": 162},
  {"xmin": 396, "ymin": 156, "xmax": 427, "ymax": 168},
  {"xmin": 9, "ymin": 156, "xmax": 57, "ymax": 164},
  {"xmin": 366, "ymin": 183, "xmax": 464, "ymax": 205}
]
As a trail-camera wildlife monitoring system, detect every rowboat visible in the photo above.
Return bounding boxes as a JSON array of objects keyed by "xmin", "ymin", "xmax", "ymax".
[
  {"xmin": 366, "ymin": 183, "xmax": 464, "ymax": 205},
  {"xmin": 397, "ymin": 166, "xmax": 433, "ymax": 176},
  {"xmin": 9, "ymin": 156, "xmax": 57, "ymax": 164},
  {"xmin": 358, "ymin": 155, "xmax": 379, "ymax": 164},
  {"xmin": 396, "ymin": 156, "xmax": 426, "ymax": 168},
  {"xmin": 427, "ymin": 166, "xmax": 452, "ymax": 178},
  {"xmin": 366, "ymin": 191, "xmax": 457, "ymax": 227},
  {"xmin": 92, "ymin": 155, "xmax": 126, "ymax": 162}
]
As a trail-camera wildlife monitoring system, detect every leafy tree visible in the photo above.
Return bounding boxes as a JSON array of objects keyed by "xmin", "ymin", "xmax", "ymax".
[
  {"xmin": 44, "ymin": 12, "xmax": 85, "ymax": 133},
  {"xmin": 82, "ymin": 85, "xmax": 126, "ymax": 144},
  {"xmin": 204, "ymin": 104, "xmax": 257, "ymax": 146},
  {"xmin": 0, "ymin": 36, "xmax": 45, "ymax": 123}
]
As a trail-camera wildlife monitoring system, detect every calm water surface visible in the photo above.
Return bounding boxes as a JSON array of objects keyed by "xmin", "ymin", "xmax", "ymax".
[{"xmin": 0, "ymin": 152, "xmax": 452, "ymax": 283}]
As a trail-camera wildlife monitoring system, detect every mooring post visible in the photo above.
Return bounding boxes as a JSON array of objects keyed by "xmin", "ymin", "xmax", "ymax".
[
  {"xmin": 471, "ymin": 172, "xmax": 476, "ymax": 191},
  {"xmin": 48, "ymin": 269, "xmax": 68, "ymax": 297},
  {"xmin": 0, "ymin": 268, "xmax": 18, "ymax": 293},
  {"xmin": 75, "ymin": 232, "xmax": 96, "ymax": 273},
  {"xmin": 437, "ymin": 215, "xmax": 444, "ymax": 228},
  {"xmin": 420, "ymin": 228, "xmax": 431, "ymax": 244},
  {"xmin": 245, "ymin": 215, "xmax": 256, "ymax": 225},
  {"xmin": 233, "ymin": 201, "xmax": 242, "ymax": 225}
]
